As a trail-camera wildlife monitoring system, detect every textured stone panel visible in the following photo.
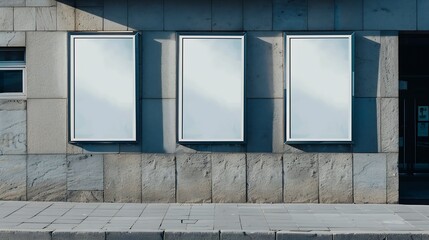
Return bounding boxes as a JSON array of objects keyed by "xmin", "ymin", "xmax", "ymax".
[
  {"xmin": 67, "ymin": 191, "xmax": 103, "ymax": 202},
  {"xmin": 354, "ymin": 31, "xmax": 381, "ymax": 98},
  {"xmin": 212, "ymin": 0, "xmax": 242, "ymax": 30},
  {"xmin": 277, "ymin": 232, "xmax": 332, "ymax": 240},
  {"xmin": 0, "ymin": 230, "xmax": 52, "ymax": 240},
  {"xmin": 318, "ymin": 153, "xmax": 353, "ymax": 203},
  {"xmin": 57, "ymin": 1, "xmax": 75, "ymax": 31},
  {"xmin": 273, "ymin": 0, "xmax": 307, "ymax": 30},
  {"xmin": 0, "ymin": 32, "xmax": 25, "ymax": 46},
  {"xmin": 353, "ymin": 154, "xmax": 387, "ymax": 203},
  {"xmin": 67, "ymin": 154, "xmax": 103, "ymax": 191},
  {"xmin": 27, "ymin": 155, "xmax": 67, "ymax": 201},
  {"xmin": 177, "ymin": 154, "xmax": 212, "ymax": 203},
  {"xmin": 246, "ymin": 32, "xmax": 283, "ymax": 98},
  {"xmin": 104, "ymin": 0, "xmax": 127, "ymax": 30},
  {"xmin": 244, "ymin": 0, "xmax": 272, "ymax": 30},
  {"xmin": 104, "ymin": 154, "xmax": 142, "ymax": 203},
  {"xmin": 36, "ymin": 7, "xmax": 56, "ymax": 30},
  {"xmin": 0, "ymin": 8, "xmax": 13, "ymax": 31},
  {"xmin": 379, "ymin": 32, "xmax": 399, "ymax": 98},
  {"xmin": 0, "ymin": 104, "xmax": 26, "ymax": 155},
  {"xmin": 52, "ymin": 231, "xmax": 105, "ymax": 240},
  {"xmin": 141, "ymin": 99, "xmax": 176, "ymax": 153},
  {"xmin": 164, "ymin": 231, "xmax": 219, "ymax": 240},
  {"xmin": 128, "ymin": 0, "xmax": 163, "ymax": 30},
  {"xmin": 27, "ymin": 99, "xmax": 66, "ymax": 154},
  {"xmin": 26, "ymin": 0, "xmax": 56, "ymax": 6},
  {"xmin": 334, "ymin": 0, "xmax": 363, "ymax": 30},
  {"xmin": 284, "ymin": 154, "xmax": 318, "ymax": 203},
  {"xmin": 0, "ymin": 0, "xmax": 25, "ymax": 6},
  {"xmin": 106, "ymin": 231, "xmax": 163, "ymax": 240},
  {"xmin": 142, "ymin": 32, "xmax": 176, "ymax": 99},
  {"xmin": 0, "ymin": 99, "xmax": 25, "ymax": 110},
  {"xmin": 246, "ymin": 99, "xmax": 283, "ymax": 153},
  {"xmin": 142, "ymin": 154, "xmax": 175, "ymax": 203},
  {"xmin": 0, "ymin": 155, "xmax": 26, "ymax": 200},
  {"xmin": 387, "ymin": 153, "xmax": 399, "ymax": 204},
  {"xmin": 247, "ymin": 153, "xmax": 282, "ymax": 203},
  {"xmin": 308, "ymin": 0, "xmax": 334, "ymax": 30},
  {"xmin": 27, "ymin": 31, "xmax": 67, "ymax": 98},
  {"xmin": 164, "ymin": 0, "xmax": 211, "ymax": 31},
  {"xmin": 212, "ymin": 153, "xmax": 246, "ymax": 203},
  {"xmin": 363, "ymin": 0, "xmax": 417, "ymax": 30},
  {"xmin": 334, "ymin": 233, "xmax": 387, "ymax": 240},
  {"xmin": 418, "ymin": 0, "xmax": 429, "ymax": 30},
  {"xmin": 381, "ymin": 98, "xmax": 399, "ymax": 153},
  {"xmin": 352, "ymin": 98, "xmax": 379, "ymax": 153},
  {"xmin": 76, "ymin": 7, "xmax": 103, "ymax": 31},
  {"xmin": 14, "ymin": 7, "xmax": 36, "ymax": 30},
  {"xmin": 221, "ymin": 231, "xmax": 275, "ymax": 240}
]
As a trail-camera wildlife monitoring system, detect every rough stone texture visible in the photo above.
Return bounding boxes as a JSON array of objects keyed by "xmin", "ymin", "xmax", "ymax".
[
  {"xmin": 353, "ymin": 98, "xmax": 380, "ymax": 153},
  {"xmin": 247, "ymin": 153, "xmax": 282, "ymax": 203},
  {"xmin": 0, "ymin": 0, "xmax": 25, "ymax": 6},
  {"xmin": 141, "ymin": 99, "xmax": 176, "ymax": 153},
  {"xmin": 0, "ymin": 230, "xmax": 52, "ymax": 240},
  {"xmin": 141, "ymin": 154, "xmax": 175, "ymax": 203},
  {"xmin": 176, "ymin": 154, "xmax": 212, "ymax": 203},
  {"xmin": 164, "ymin": 0, "xmax": 211, "ymax": 31},
  {"xmin": 363, "ymin": 0, "xmax": 417, "ymax": 30},
  {"xmin": 308, "ymin": 0, "xmax": 334, "ymax": 30},
  {"xmin": 104, "ymin": 154, "xmax": 142, "ymax": 203},
  {"xmin": 334, "ymin": 233, "xmax": 387, "ymax": 240},
  {"xmin": 318, "ymin": 153, "xmax": 353, "ymax": 203},
  {"xmin": 164, "ymin": 230, "xmax": 219, "ymax": 240},
  {"xmin": 14, "ymin": 7, "xmax": 36, "ymax": 31},
  {"xmin": 221, "ymin": 231, "xmax": 275, "ymax": 240},
  {"xmin": 142, "ymin": 32, "xmax": 176, "ymax": 99},
  {"xmin": 0, "ymin": 32, "xmax": 25, "ymax": 46},
  {"xmin": 273, "ymin": 0, "xmax": 307, "ymax": 30},
  {"xmin": 379, "ymin": 32, "xmax": 399, "ymax": 98},
  {"xmin": 277, "ymin": 232, "xmax": 333, "ymax": 240},
  {"xmin": 246, "ymin": 32, "xmax": 283, "ymax": 99},
  {"xmin": 334, "ymin": 0, "xmax": 363, "ymax": 30},
  {"xmin": 27, "ymin": 99, "xmax": 66, "ymax": 154},
  {"xmin": 387, "ymin": 153, "xmax": 399, "ymax": 204},
  {"xmin": 67, "ymin": 190, "xmax": 103, "ymax": 202},
  {"xmin": 0, "ymin": 155, "xmax": 26, "ymax": 200},
  {"xmin": 212, "ymin": 0, "xmax": 242, "ymax": 30},
  {"xmin": 283, "ymin": 154, "xmax": 318, "ymax": 203},
  {"xmin": 26, "ymin": 31, "xmax": 67, "ymax": 98},
  {"xmin": 67, "ymin": 154, "xmax": 103, "ymax": 191},
  {"xmin": 354, "ymin": 31, "xmax": 381, "ymax": 98},
  {"xmin": 76, "ymin": 7, "xmax": 103, "ymax": 31},
  {"xmin": 57, "ymin": 1, "xmax": 75, "ymax": 31},
  {"xmin": 36, "ymin": 7, "xmax": 56, "ymax": 30},
  {"xmin": 104, "ymin": 0, "xmax": 127, "ymax": 30},
  {"xmin": 381, "ymin": 98, "xmax": 399, "ymax": 153},
  {"xmin": 52, "ymin": 231, "xmax": 105, "ymax": 240},
  {"xmin": 353, "ymin": 154, "xmax": 387, "ymax": 203},
  {"xmin": 246, "ymin": 99, "xmax": 283, "ymax": 153},
  {"xmin": 27, "ymin": 155, "xmax": 67, "ymax": 201},
  {"xmin": 128, "ymin": 0, "xmax": 163, "ymax": 31},
  {"xmin": 418, "ymin": 0, "xmax": 429, "ymax": 30},
  {"xmin": 26, "ymin": 0, "xmax": 56, "ymax": 6},
  {"xmin": 106, "ymin": 231, "xmax": 163, "ymax": 240},
  {"xmin": 0, "ymin": 8, "xmax": 13, "ymax": 31},
  {"xmin": 244, "ymin": 0, "xmax": 272, "ymax": 30},
  {"xmin": 212, "ymin": 153, "xmax": 246, "ymax": 203},
  {"xmin": 0, "ymin": 104, "xmax": 26, "ymax": 155}
]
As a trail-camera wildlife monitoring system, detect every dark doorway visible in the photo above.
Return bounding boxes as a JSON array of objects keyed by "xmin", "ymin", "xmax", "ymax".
[{"xmin": 399, "ymin": 33, "xmax": 429, "ymax": 204}]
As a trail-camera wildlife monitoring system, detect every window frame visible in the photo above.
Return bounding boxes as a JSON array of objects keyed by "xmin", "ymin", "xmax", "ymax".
[
  {"xmin": 285, "ymin": 33, "xmax": 354, "ymax": 144},
  {"xmin": 68, "ymin": 32, "xmax": 140, "ymax": 143},
  {"xmin": 177, "ymin": 33, "xmax": 246, "ymax": 144},
  {"xmin": 0, "ymin": 48, "xmax": 26, "ymax": 99}
]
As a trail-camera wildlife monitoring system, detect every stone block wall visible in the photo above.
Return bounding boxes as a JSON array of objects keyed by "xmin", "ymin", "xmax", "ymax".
[{"xmin": 0, "ymin": 0, "xmax": 405, "ymax": 203}]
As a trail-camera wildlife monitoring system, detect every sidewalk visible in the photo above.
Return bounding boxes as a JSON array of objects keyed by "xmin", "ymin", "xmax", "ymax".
[{"xmin": 1, "ymin": 201, "xmax": 429, "ymax": 239}]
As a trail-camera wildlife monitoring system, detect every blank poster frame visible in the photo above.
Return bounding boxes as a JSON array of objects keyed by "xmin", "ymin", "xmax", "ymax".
[
  {"xmin": 68, "ymin": 32, "xmax": 139, "ymax": 143},
  {"xmin": 177, "ymin": 33, "xmax": 246, "ymax": 144},
  {"xmin": 285, "ymin": 33, "xmax": 354, "ymax": 144}
]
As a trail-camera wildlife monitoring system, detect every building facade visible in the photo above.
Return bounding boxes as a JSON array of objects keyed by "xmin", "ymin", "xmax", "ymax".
[{"xmin": 0, "ymin": 0, "xmax": 415, "ymax": 204}]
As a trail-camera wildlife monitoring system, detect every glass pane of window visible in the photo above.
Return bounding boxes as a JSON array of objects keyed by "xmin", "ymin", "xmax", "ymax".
[
  {"xmin": 70, "ymin": 34, "xmax": 137, "ymax": 142},
  {"xmin": 0, "ymin": 70, "xmax": 23, "ymax": 93},
  {"xmin": 286, "ymin": 34, "xmax": 353, "ymax": 142},
  {"xmin": 0, "ymin": 48, "xmax": 25, "ymax": 62},
  {"xmin": 179, "ymin": 35, "xmax": 245, "ymax": 142}
]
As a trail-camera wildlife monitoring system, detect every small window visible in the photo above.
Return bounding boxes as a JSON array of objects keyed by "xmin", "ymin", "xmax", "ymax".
[
  {"xmin": 285, "ymin": 34, "xmax": 354, "ymax": 143},
  {"xmin": 178, "ymin": 34, "xmax": 246, "ymax": 143},
  {"xmin": 69, "ymin": 33, "xmax": 139, "ymax": 142},
  {"xmin": 0, "ymin": 48, "xmax": 25, "ymax": 98}
]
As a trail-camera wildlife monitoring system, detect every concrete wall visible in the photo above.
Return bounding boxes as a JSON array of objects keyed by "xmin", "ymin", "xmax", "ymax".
[{"xmin": 0, "ymin": 0, "xmax": 405, "ymax": 203}]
